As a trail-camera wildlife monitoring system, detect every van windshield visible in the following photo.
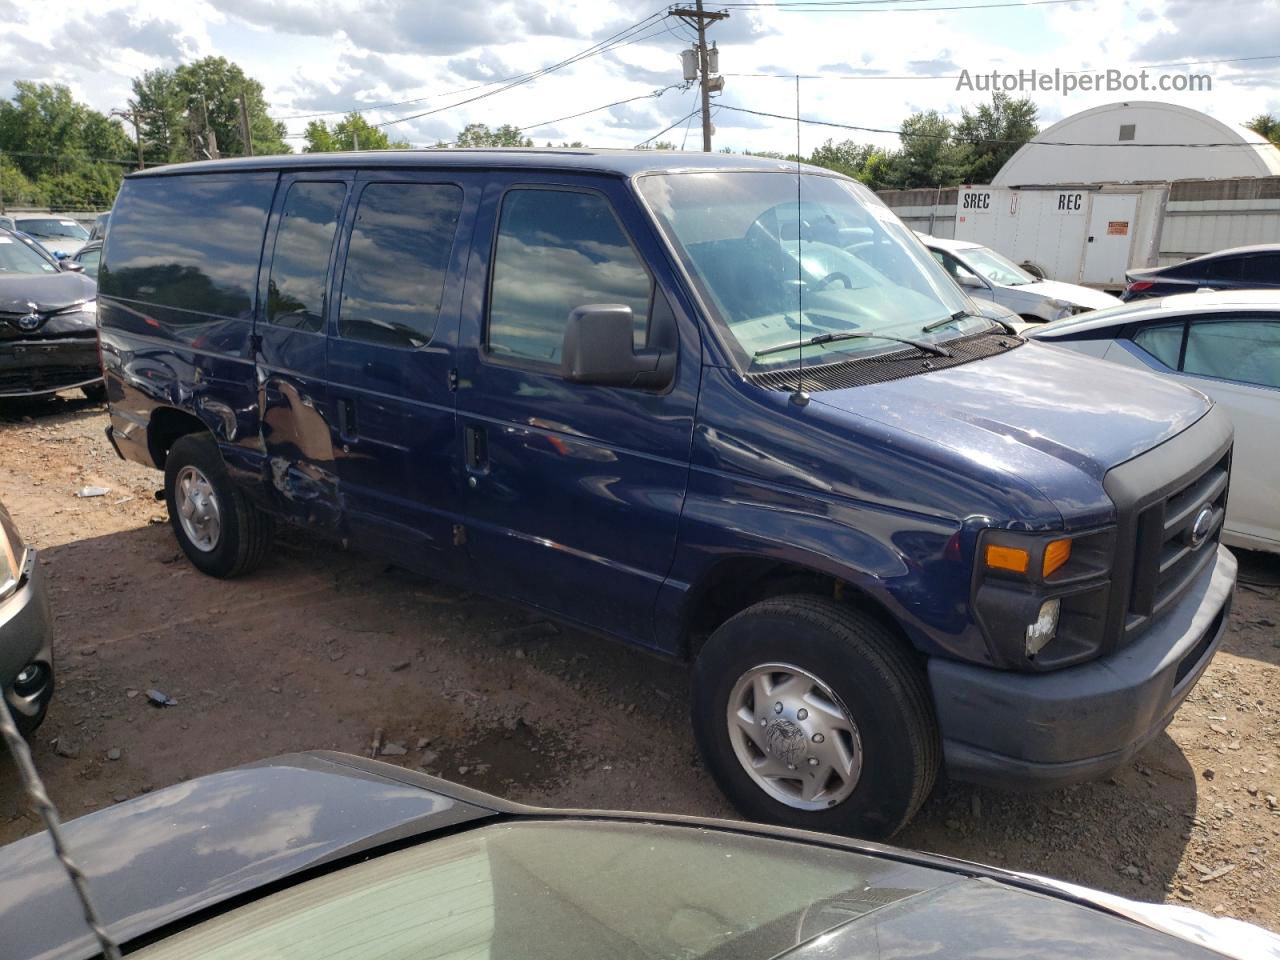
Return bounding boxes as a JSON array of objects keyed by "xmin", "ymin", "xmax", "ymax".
[{"xmin": 636, "ymin": 171, "xmax": 987, "ymax": 369}]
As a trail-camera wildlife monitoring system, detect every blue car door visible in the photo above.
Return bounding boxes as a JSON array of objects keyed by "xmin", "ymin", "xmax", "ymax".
[
  {"xmin": 454, "ymin": 172, "xmax": 701, "ymax": 649},
  {"xmin": 255, "ymin": 172, "xmax": 353, "ymax": 528},
  {"xmin": 324, "ymin": 170, "xmax": 478, "ymax": 571}
]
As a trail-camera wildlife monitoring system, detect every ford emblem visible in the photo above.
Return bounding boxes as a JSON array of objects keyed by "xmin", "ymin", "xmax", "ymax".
[{"xmin": 1189, "ymin": 505, "xmax": 1214, "ymax": 548}]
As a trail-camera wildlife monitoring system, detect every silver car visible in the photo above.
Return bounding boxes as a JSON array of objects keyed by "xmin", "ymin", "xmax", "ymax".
[{"xmin": 919, "ymin": 234, "xmax": 1120, "ymax": 324}]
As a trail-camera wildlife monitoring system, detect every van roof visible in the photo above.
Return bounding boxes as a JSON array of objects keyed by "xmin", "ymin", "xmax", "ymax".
[{"xmin": 127, "ymin": 148, "xmax": 840, "ymax": 180}]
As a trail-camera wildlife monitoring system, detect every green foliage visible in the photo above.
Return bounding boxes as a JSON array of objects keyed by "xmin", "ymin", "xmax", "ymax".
[
  {"xmin": 449, "ymin": 123, "xmax": 532, "ymax": 147},
  {"xmin": 953, "ymin": 92, "xmax": 1039, "ymax": 185},
  {"xmin": 131, "ymin": 56, "xmax": 289, "ymax": 162},
  {"xmin": 303, "ymin": 113, "xmax": 409, "ymax": 152},
  {"xmin": 1246, "ymin": 113, "xmax": 1280, "ymax": 145},
  {"xmin": 0, "ymin": 82, "xmax": 131, "ymax": 209},
  {"xmin": 798, "ymin": 94, "xmax": 1038, "ymax": 190}
]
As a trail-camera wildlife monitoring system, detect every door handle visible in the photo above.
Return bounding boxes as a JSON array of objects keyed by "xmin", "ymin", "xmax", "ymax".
[
  {"xmin": 464, "ymin": 424, "xmax": 489, "ymax": 475},
  {"xmin": 336, "ymin": 398, "xmax": 358, "ymax": 443}
]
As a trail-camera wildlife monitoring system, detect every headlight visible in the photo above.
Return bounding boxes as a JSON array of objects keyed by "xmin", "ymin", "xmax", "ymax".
[
  {"xmin": 972, "ymin": 527, "xmax": 1115, "ymax": 670},
  {"xmin": 69, "ymin": 298, "xmax": 97, "ymax": 320}
]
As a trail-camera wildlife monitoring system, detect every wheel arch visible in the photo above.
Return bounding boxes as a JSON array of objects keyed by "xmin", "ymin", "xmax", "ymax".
[
  {"xmin": 679, "ymin": 555, "xmax": 913, "ymax": 662},
  {"xmin": 147, "ymin": 406, "xmax": 215, "ymax": 470}
]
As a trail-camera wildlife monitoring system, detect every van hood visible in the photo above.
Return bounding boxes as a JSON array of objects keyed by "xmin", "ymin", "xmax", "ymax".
[
  {"xmin": 812, "ymin": 340, "xmax": 1210, "ymax": 504},
  {"xmin": 1018, "ymin": 279, "xmax": 1121, "ymax": 310}
]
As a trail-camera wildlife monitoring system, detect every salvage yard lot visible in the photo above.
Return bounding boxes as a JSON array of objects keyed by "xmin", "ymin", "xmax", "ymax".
[{"xmin": 1, "ymin": 398, "xmax": 1278, "ymax": 932}]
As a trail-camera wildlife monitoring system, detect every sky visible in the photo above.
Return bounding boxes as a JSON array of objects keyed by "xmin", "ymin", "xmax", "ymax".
[{"xmin": 1, "ymin": 0, "xmax": 1278, "ymax": 156}]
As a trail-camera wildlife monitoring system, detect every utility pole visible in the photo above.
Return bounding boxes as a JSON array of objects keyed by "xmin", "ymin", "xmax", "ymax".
[
  {"xmin": 237, "ymin": 92, "xmax": 254, "ymax": 157},
  {"xmin": 110, "ymin": 108, "xmax": 145, "ymax": 170},
  {"xmin": 672, "ymin": 2, "xmax": 727, "ymax": 151}
]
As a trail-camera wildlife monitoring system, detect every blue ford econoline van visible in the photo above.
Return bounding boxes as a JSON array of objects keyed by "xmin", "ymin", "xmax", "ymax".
[{"xmin": 98, "ymin": 150, "xmax": 1236, "ymax": 837}]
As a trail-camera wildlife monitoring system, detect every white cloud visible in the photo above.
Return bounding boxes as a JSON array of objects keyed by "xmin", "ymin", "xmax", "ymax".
[{"xmin": 0, "ymin": 0, "xmax": 1276, "ymax": 154}]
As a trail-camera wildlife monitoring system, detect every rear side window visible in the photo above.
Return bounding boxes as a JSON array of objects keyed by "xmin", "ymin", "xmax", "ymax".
[
  {"xmin": 1240, "ymin": 253, "xmax": 1280, "ymax": 286},
  {"xmin": 266, "ymin": 181, "xmax": 347, "ymax": 333},
  {"xmin": 1132, "ymin": 322, "xmax": 1183, "ymax": 368},
  {"xmin": 337, "ymin": 182, "xmax": 463, "ymax": 348},
  {"xmin": 1183, "ymin": 319, "xmax": 1280, "ymax": 388},
  {"xmin": 1203, "ymin": 256, "xmax": 1242, "ymax": 284},
  {"xmin": 100, "ymin": 174, "xmax": 275, "ymax": 321},
  {"xmin": 488, "ymin": 188, "xmax": 652, "ymax": 365}
]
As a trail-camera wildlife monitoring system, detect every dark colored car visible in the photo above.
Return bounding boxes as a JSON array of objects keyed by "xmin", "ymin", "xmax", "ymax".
[
  {"xmin": 88, "ymin": 211, "xmax": 110, "ymax": 242},
  {"xmin": 98, "ymin": 150, "xmax": 1235, "ymax": 838},
  {"xmin": 2, "ymin": 752, "xmax": 1272, "ymax": 960},
  {"xmin": 71, "ymin": 240, "xmax": 102, "ymax": 279},
  {"xmin": 0, "ymin": 226, "xmax": 103, "ymax": 402},
  {"xmin": 0, "ymin": 498, "xmax": 54, "ymax": 736},
  {"xmin": 1122, "ymin": 244, "xmax": 1280, "ymax": 301}
]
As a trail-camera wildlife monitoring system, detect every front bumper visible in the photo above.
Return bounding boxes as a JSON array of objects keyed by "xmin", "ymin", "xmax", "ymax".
[
  {"xmin": 0, "ymin": 337, "xmax": 101, "ymax": 397},
  {"xmin": 1, "ymin": 550, "xmax": 55, "ymax": 725},
  {"xmin": 930, "ymin": 544, "xmax": 1235, "ymax": 789}
]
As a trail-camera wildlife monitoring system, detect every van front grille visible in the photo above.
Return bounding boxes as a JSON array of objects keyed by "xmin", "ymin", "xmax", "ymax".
[{"xmin": 1126, "ymin": 451, "xmax": 1229, "ymax": 634}]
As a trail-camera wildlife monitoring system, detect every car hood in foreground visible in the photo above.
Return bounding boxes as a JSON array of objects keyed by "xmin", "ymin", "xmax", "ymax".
[
  {"xmin": 0, "ymin": 271, "xmax": 95, "ymax": 315},
  {"xmin": 0, "ymin": 753, "xmax": 497, "ymax": 960},
  {"xmin": 0, "ymin": 751, "xmax": 1270, "ymax": 960},
  {"xmin": 1018, "ymin": 279, "xmax": 1123, "ymax": 309}
]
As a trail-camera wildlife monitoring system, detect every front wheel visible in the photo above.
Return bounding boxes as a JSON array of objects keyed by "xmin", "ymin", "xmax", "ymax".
[
  {"xmin": 692, "ymin": 595, "xmax": 939, "ymax": 839},
  {"xmin": 164, "ymin": 433, "xmax": 274, "ymax": 578}
]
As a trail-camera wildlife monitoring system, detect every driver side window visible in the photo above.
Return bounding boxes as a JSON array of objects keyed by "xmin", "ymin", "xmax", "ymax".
[{"xmin": 488, "ymin": 188, "xmax": 652, "ymax": 366}]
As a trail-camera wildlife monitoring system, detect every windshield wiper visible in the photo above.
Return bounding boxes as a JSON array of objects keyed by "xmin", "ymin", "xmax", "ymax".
[
  {"xmin": 922, "ymin": 310, "xmax": 977, "ymax": 332},
  {"xmin": 754, "ymin": 327, "xmax": 952, "ymax": 359}
]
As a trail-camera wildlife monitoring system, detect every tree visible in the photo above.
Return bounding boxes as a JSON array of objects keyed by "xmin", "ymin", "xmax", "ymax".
[
  {"xmin": 303, "ymin": 112, "xmax": 409, "ymax": 152},
  {"xmin": 954, "ymin": 92, "xmax": 1038, "ymax": 184},
  {"xmin": 129, "ymin": 68, "xmax": 188, "ymax": 164},
  {"xmin": 892, "ymin": 110, "xmax": 969, "ymax": 189},
  {"xmin": 1246, "ymin": 113, "xmax": 1280, "ymax": 146},
  {"xmin": 0, "ymin": 82, "xmax": 132, "ymax": 179},
  {"xmin": 449, "ymin": 123, "xmax": 532, "ymax": 147},
  {"xmin": 130, "ymin": 57, "xmax": 289, "ymax": 162},
  {"xmin": 0, "ymin": 82, "xmax": 132, "ymax": 209}
]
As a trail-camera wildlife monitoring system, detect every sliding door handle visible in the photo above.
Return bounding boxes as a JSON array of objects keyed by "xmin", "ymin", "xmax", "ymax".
[
  {"xmin": 336, "ymin": 398, "xmax": 358, "ymax": 443},
  {"xmin": 463, "ymin": 424, "xmax": 489, "ymax": 474}
]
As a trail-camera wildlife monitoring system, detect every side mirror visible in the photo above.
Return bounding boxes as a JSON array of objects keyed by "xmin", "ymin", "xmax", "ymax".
[
  {"xmin": 561, "ymin": 304, "xmax": 675, "ymax": 390},
  {"xmin": 956, "ymin": 273, "xmax": 986, "ymax": 290},
  {"xmin": 60, "ymin": 259, "xmax": 85, "ymax": 273}
]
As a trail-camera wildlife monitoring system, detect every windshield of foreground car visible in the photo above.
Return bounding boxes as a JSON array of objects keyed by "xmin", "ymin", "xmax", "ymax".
[
  {"xmin": 15, "ymin": 218, "xmax": 90, "ymax": 241},
  {"xmin": 958, "ymin": 246, "xmax": 1036, "ymax": 287},
  {"xmin": 636, "ymin": 171, "xmax": 988, "ymax": 370},
  {"xmin": 130, "ymin": 819, "xmax": 940, "ymax": 960},
  {"xmin": 0, "ymin": 234, "xmax": 60, "ymax": 274}
]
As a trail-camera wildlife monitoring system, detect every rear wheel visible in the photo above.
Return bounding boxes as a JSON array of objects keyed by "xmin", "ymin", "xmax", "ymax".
[
  {"xmin": 692, "ymin": 595, "xmax": 939, "ymax": 839},
  {"xmin": 164, "ymin": 433, "xmax": 274, "ymax": 578}
]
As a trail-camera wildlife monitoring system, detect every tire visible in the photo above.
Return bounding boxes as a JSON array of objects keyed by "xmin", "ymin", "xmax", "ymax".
[
  {"xmin": 11, "ymin": 698, "xmax": 49, "ymax": 738},
  {"xmin": 692, "ymin": 595, "xmax": 939, "ymax": 839},
  {"xmin": 81, "ymin": 381, "xmax": 107, "ymax": 403},
  {"xmin": 164, "ymin": 433, "xmax": 274, "ymax": 578}
]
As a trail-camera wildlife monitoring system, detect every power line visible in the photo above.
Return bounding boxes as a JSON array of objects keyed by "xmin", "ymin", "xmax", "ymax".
[
  {"xmin": 718, "ymin": 0, "xmax": 1091, "ymax": 10},
  {"xmin": 273, "ymin": 9, "xmax": 674, "ymax": 127},
  {"xmin": 724, "ymin": 53, "xmax": 1280, "ymax": 80},
  {"xmin": 715, "ymin": 103, "xmax": 1280, "ymax": 147}
]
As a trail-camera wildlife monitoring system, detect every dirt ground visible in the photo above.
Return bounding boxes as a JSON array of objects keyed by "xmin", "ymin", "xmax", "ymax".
[{"xmin": 1, "ymin": 396, "xmax": 1277, "ymax": 933}]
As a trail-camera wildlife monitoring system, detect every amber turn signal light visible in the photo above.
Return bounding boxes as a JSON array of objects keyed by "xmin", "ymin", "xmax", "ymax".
[
  {"xmin": 1042, "ymin": 538, "xmax": 1072, "ymax": 578},
  {"xmin": 985, "ymin": 544, "xmax": 1029, "ymax": 574}
]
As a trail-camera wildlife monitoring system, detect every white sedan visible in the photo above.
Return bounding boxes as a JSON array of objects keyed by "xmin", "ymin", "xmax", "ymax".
[
  {"xmin": 1030, "ymin": 290, "xmax": 1280, "ymax": 554},
  {"xmin": 919, "ymin": 234, "xmax": 1120, "ymax": 323}
]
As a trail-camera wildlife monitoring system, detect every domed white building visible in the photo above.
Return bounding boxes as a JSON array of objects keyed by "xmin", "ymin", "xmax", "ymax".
[{"xmin": 993, "ymin": 101, "xmax": 1280, "ymax": 186}]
